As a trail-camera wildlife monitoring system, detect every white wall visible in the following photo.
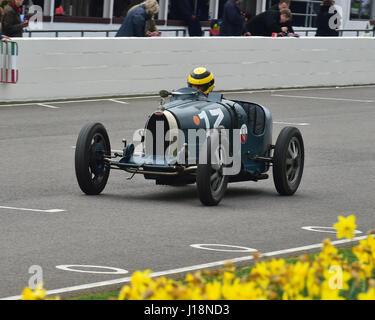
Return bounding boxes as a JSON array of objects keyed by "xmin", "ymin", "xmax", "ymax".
[{"xmin": 1, "ymin": 37, "xmax": 375, "ymax": 102}]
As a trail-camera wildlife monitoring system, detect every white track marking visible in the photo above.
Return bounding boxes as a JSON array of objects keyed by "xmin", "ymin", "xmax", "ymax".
[
  {"xmin": 0, "ymin": 206, "xmax": 65, "ymax": 213},
  {"xmin": 190, "ymin": 244, "xmax": 257, "ymax": 253},
  {"xmin": 271, "ymin": 94, "xmax": 374, "ymax": 103},
  {"xmin": 56, "ymin": 265, "xmax": 128, "ymax": 275},
  {"xmin": 113, "ymin": 95, "xmax": 159, "ymax": 100},
  {"xmin": 37, "ymin": 103, "xmax": 59, "ymax": 109},
  {"xmin": 0, "ymin": 97, "xmax": 156, "ymax": 108},
  {"xmin": 108, "ymin": 99, "xmax": 129, "ymax": 105},
  {"xmin": 273, "ymin": 121, "xmax": 310, "ymax": 126},
  {"xmin": 226, "ymin": 84, "xmax": 375, "ymax": 95},
  {"xmin": 1, "ymin": 85, "xmax": 374, "ymax": 108},
  {"xmin": 0, "ymin": 235, "xmax": 369, "ymax": 300},
  {"xmin": 302, "ymin": 226, "xmax": 362, "ymax": 234}
]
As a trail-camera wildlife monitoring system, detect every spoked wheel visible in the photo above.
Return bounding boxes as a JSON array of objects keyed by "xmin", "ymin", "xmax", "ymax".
[
  {"xmin": 273, "ymin": 127, "xmax": 304, "ymax": 195},
  {"xmin": 196, "ymin": 132, "xmax": 229, "ymax": 206},
  {"xmin": 75, "ymin": 122, "xmax": 111, "ymax": 195}
]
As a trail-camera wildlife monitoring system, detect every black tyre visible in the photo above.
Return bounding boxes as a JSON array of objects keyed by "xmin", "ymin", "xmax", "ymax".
[
  {"xmin": 196, "ymin": 132, "xmax": 229, "ymax": 206},
  {"xmin": 75, "ymin": 122, "xmax": 111, "ymax": 195},
  {"xmin": 273, "ymin": 127, "xmax": 304, "ymax": 195}
]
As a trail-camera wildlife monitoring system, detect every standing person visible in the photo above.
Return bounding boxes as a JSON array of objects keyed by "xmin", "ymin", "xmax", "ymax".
[
  {"xmin": 247, "ymin": 8, "xmax": 292, "ymax": 36},
  {"xmin": 1, "ymin": 0, "xmax": 28, "ymax": 37},
  {"xmin": 267, "ymin": 0, "xmax": 295, "ymax": 33},
  {"xmin": 115, "ymin": 0, "xmax": 159, "ymax": 37},
  {"xmin": 170, "ymin": 0, "xmax": 202, "ymax": 36},
  {"xmin": 220, "ymin": 0, "xmax": 250, "ymax": 36},
  {"xmin": 268, "ymin": 0, "xmax": 290, "ymax": 11},
  {"xmin": 315, "ymin": 0, "xmax": 339, "ymax": 36}
]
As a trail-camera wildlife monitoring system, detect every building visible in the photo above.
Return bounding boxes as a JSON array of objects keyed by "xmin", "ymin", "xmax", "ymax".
[{"xmin": 21, "ymin": 0, "xmax": 375, "ymax": 36}]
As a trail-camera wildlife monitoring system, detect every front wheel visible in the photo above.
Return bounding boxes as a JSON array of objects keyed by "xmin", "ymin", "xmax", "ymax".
[
  {"xmin": 75, "ymin": 122, "xmax": 111, "ymax": 195},
  {"xmin": 273, "ymin": 127, "xmax": 304, "ymax": 195},
  {"xmin": 196, "ymin": 132, "xmax": 228, "ymax": 206}
]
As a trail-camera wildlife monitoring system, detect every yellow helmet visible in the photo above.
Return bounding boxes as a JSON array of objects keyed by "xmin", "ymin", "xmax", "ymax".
[{"xmin": 187, "ymin": 67, "xmax": 215, "ymax": 95}]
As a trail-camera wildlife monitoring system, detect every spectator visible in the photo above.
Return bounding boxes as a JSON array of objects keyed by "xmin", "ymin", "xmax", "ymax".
[
  {"xmin": 247, "ymin": 8, "xmax": 292, "ymax": 36},
  {"xmin": 115, "ymin": 0, "xmax": 159, "ymax": 37},
  {"xmin": 170, "ymin": 0, "xmax": 202, "ymax": 36},
  {"xmin": 220, "ymin": 0, "xmax": 250, "ymax": 36},
  {"xmin": 315, "ymin": 0, "xmax": 339, "ymax": 37},
  {"xmin": 128, "ymin": 1, "xmax": 161, "ymax": 36},
  {"xmin": 1, "ymin": 32, "xmax": 10, "ymax": 41},
  {"xmin": 267, "ymin": 0, "xmax": 295, "ymax": 33},
  {"xmin": 1, "ymin": 0, "xmax": 28, "ymax": 37}
]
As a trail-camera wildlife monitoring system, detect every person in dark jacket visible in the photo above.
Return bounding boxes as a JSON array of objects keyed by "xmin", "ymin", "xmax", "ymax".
[
  {"xmin": 127, "ymin": 1, "xmax": 161, "ymax": 36},
  {"xmin": 267, "ymin": 0, "xmax": 295, "ymax": 33},
  {"xmin": 170, "ymin": 0, "xmax": 202, "ymax": 36},
  {"xmin": 220, "ymin": 0, "xmax": 250, "ymax": 36},
  {"xmin": 115, "ymin": 0, "xmax": 159, "ymax": 37},
  {"xmin": 315, "ymin": 0, "xmax": 339, "ymax": 36},
  {"xmin": 1, "ymin": 0, "xmax": 28, "ymax": 37},
  {"xmin": 247, "ymin": 8, "xmax": 292, "ymax": 36}
]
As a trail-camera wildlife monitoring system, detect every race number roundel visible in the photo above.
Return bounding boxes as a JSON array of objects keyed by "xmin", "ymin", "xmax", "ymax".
[{"xmin": 240, "ymin": 124, "xmax": 248, "ymax": 144}]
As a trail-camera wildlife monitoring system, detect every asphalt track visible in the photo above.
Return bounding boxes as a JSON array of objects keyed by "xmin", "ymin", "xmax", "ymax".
[{"xmin": 0, "ymin": 86, "xmax": 374, "ymax": 299}]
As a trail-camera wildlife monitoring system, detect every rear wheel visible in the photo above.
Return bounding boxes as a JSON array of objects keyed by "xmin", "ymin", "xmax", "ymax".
[
  {"xmin": 75, "ymin": 122, "xmax": 111, "ymax": 195},
  {"xmin": 196, "ymin": 132, "xmax": 228, "ymax": 206},
  {"xmin": 273, "ymin": 127, "xmax": 304, "ymax": 195}
]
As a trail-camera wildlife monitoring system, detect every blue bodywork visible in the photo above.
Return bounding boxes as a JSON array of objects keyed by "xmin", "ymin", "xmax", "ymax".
[{"xmin": 116, "ymin": 87, "xmax": 273, "ymax": 182}]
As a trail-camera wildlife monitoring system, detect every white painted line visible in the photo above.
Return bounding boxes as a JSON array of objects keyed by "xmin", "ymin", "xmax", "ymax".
[
  {"xmin": 225, "ymin": 84, "xmax": 375, "ymax": 95},
  {"xmin": 56, "ymin": 265, "xmax": 128, "ymax": 275},
  {"xmin": 0, "ymin": 206, "xmax": 66, "ymax": 213},
  {"xmin": 190, "ymin": 244, "xmax": 257, "ymax": 253},
  {"xmin": 113, "ymin": 95, "xmax": 159, "ymax": 100},
  {"xmin": 302, "ymin": 226, "xmax": 362, "ymax": 234},
  {"xmin": 271, "ymin": 94, "xmax": 374, "ymax": 103},
  {"xmin": 37, "ymin": 103, "xmax": 59, "ymax": 109},
  {"xmin": 0, "ymin": 103, "xmax": 39, "ymax": 108},
  {"xmin": 108, "ymin": 99, "xmax": 129, "ymax": 105},
  {"xmin": 2, "ymin": 85, "xmax": 374, "ymax": 108},
  {"xmin": 0, "ymin": 234, "xmax": 369, "ymax": 300},
  {"xmin": 0, "ymin": 98, "xmax": 126, "ymax": 108},
  {"xmin": 273, "ymin": 121, "xmax": 310, "ymax": 126},
  {"xmin": 51, "ymin": 98, "xmax": 119, "ymax": 105}
]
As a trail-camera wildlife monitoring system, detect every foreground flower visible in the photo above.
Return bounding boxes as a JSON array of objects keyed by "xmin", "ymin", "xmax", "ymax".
[
  {"xmin": 21, "ymin": 282, "xmax": 47, "ymax": 300},
  {"xmin": 358, "ymin": 288, "xmax": 375, "ymax": 300},
  {"xmin": 333, "ymin": 215, "xmax": 357, "ymax": 239}
]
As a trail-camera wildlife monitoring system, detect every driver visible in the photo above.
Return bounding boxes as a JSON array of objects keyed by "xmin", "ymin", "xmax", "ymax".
[{"xmin": 187, "ymin": 67, "xmax": 215, "ymax": 96}]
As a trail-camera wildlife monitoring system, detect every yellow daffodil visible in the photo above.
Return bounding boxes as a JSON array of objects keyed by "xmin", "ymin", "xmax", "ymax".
[
  {"xmin": 358, "ymin": 288, "xmax": 375, "ymax": 300},
  {"xmin": 21, "ymin": 282, "xmax": 47, "ymax": 300},
  {"xmin": 333, "ymin": 215, "xmax": 357, "ymax": 239},
  {"xmin": 204, "ymin": 280, "xmax": 222, "ymax": 300}
]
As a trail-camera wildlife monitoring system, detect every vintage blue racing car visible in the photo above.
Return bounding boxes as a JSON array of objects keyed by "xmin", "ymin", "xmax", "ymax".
[{"xmin": 75, "ymin": 88, "xmax": 304, "ymax": 206}]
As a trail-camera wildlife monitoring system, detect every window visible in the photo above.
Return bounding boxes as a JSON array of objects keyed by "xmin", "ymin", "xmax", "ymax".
[
  {"xmin": 168, "ymin": 0, "xmax": 209, "ymax": 21},
  {"xmin": 350, "ymin": 0, "xmax": 372, "ymax": 20},
  {"xmin": 60, "ymin": 0, "xmax": 104, "ymax": 17},
  {"xmin": 265, "ymin": 0, "xmax": 320, "ymax": 28},
  {"xmin": 113, "ymin": 0, "xmax": 138, "ymax": 18}
]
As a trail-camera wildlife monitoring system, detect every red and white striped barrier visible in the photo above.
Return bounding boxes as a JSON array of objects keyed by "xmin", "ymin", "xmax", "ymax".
[{"xmin": 0, "ymin": 41, "xmax": 18, "ymax": 84}]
